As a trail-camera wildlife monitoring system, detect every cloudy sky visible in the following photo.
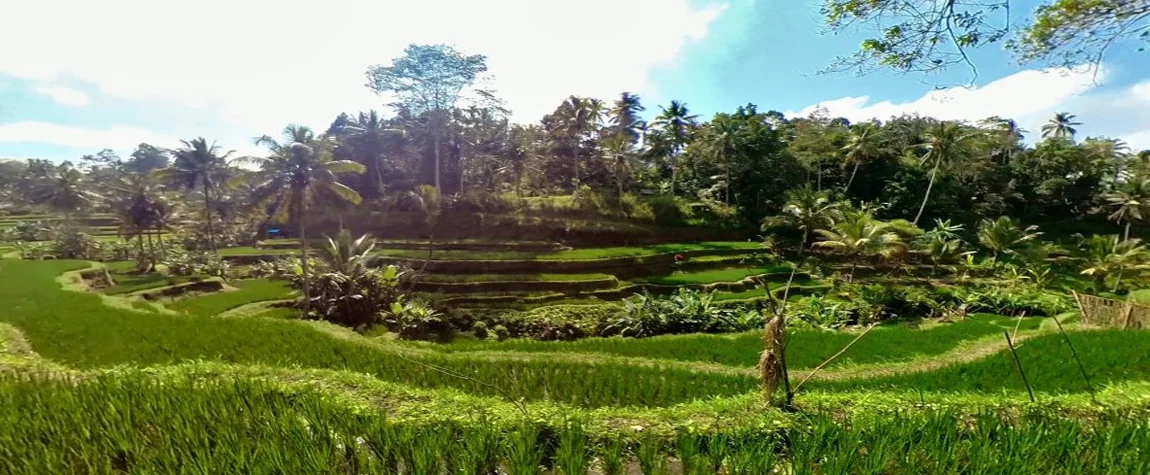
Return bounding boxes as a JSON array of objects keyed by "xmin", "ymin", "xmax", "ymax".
[{"xmin": 1, "ymin": 0, "xmax": 1148, "ymax": 161}]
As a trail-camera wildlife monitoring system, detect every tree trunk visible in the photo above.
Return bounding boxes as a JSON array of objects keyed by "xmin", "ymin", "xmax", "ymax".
[
  {"xmin": 1124, "ymin": 221, "xmax": 1131, "ymax": 242},
  {"xmin": 375, "ymin": 154, "xmax": 385, "ymax": 198},
  {"xmin": 725, "ymin": 162, "xmax": 731, "ymax": 205},
  {"xmin": 845, "ymin": 159, "xmax": 861, "ymax": 193},
  {"xmin": 670, "ymin": 160, "xmax": 677, "ymax": 197},
  {"xmin": 913, "ymin": 159, "xmax": 941, "ymax": 226},
  {"xmin": 203, "ymin": 186, "xmax": 217, "ymax": 253},
  {"xmin": 798, "ymin": 229, "xmax": 807, "ymax": 257},
  {"xmin": 434, "ymin": 135, "xmax": 442, "ymax": 190},
  {"xmin": 816, "ymin": 166, "xmax": 822, "ymax": 192},
  {"xmin": 298, "ymin": 207, "xmax": 311, "ymax": 317},
  {"xmin": 849, "ymin": 261, "xmax": 857, "ymax": 282},
  {"xmin": 1113, "ymin": 270, "xmax": 1124, "ymax": 293}
]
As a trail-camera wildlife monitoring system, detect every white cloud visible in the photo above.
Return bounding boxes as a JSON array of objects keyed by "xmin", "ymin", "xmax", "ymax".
[
  {"xmin": 786, "ymin": 67, "xmax": 1150, "ymax": 150},
  {"xmin": 31, "ymin": 84, "xmax": 90, "ymax": 107},
  {"xmin": 0, "ymin": 0, "xmax": 726, "ymax": 142},
  {"xmin": 0, "ymin": 121, "xmax": 179, "ymax": 150}
]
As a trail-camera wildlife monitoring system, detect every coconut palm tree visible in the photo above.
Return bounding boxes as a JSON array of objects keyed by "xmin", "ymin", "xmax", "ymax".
[
  {"xmin": 548, "ymin": 96, "xmax": 604, "ymax": 189},
  {"xmin": 1084, "ymin": 138, "xmax": 1131, "ymax": 182},
  {"xmin": 763, "ymin": 186, "xmax": 841, "ymax": 255},
  {"xmin": 813, "ymin": 208, "xmax": 904, "ymax": 281},
  {"xmin": 159, "ymin": 138, "xmax": 233, "ymax": 253},
  {"xmin": 651, "ymin": 100, "xmax": 698, "ymax": 197},
  {"xmin": 34, "ymin": 164, "xmax": 101, "ymax": 222},
  {"xmin": 1102, "ymin": 177, "xmax": 1150, "ymax": 241},
  {"xmin": 333, "ymin": 110, "xmax": 405, "ymax": 197},
  {"xmin": 1041, "ymin": 112, "xmax": 1081, "ymax": 140},
  {"xmin": 700, "ymin": 116, "xmax": 742, "ymax": 205},
  {"xmin": 608, "ymin": 92, "xmax": 646, "ymax": 146},
  {"xmin": 239, "ymin": 125, "xmax": 366, "ymax": 316},
  {"xmin": 409, "ymin": 184, "xmax": 442, "ymax": 265},
  {"xmin": 913, "ymin": 121, "xmax": 978, "ymax": 225},
  {"xmin": 1080, "ymin": 235, "xmax": 1150, "ymax": 292},
  {"xmin": 318, "ymin": 230, "xmax": 377, "ymax": 276},
  {"xmin": 840, "ymin": 124, "xmax": 883, "ymax": 192},
  {"xmin": 977, "ymin": 216, "xmax": 1041, "ymax": 262}
]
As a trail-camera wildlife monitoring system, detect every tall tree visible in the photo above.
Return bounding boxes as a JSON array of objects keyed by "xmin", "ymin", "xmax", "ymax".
[
  {"xmin": 34, "ymin": 164, "xmax": 100, "ymax": 221},
  {"xmin": 608, "ymin": 92, "xmax": 646, "ymax": 147},
  {"xmin": 840, "ymin": 124, "xmax": 883, "ymax": 192},
  {"xmin": 1102, "ymin": 178, "xmax": 1150, "ymax": 241},
  {"xmin": 1041, "ymin": 112, "xmax": 1081, "ymax": 140},
  {"xmin": 913, "ymin": 121, "xmax": 978, "ymax": 225},
  {"xmin": 240, "ymin": 125, "xmax": 366, "ymax": 316},
  {"xmin": 159, "ymin": 138, "xmax": 233, "ymax": 253},
  {"xmin": 544, "ymin": 96, "xmax": 604, "ymax": 189},
  {"xmin": 329, "ymin": 110, "xmax": 405, "ymax": 197},
  {"xmin": 763, "ymin": 186, "xmax": 841, "ymax": 255},
  {"xmin": 366, "ymin": 44, "xmax": 488, "ymax": 190},
  {"xmin": 650, "ymin": 101, "xmax": 697, "ymax": 197},
  {"xmin": 125, "ymin": 143, "xmax": 171, "ymax": 174}
]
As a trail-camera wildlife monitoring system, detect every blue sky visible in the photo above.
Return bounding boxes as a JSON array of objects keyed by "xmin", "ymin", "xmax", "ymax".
[{"xmin": 1, "ymin": 0, "xmax": 1148, "ymax": 161}]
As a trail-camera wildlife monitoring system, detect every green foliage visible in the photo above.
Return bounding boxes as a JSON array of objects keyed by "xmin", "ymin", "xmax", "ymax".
[
  {"xmin": 3, "ymin": 374, "xmax": 1147, "ymax": 474},
  {"xmin": 167, "ymin": 279, "xmax": 294, "ymax": 317},
  {"xmin": 433, "ymin": 313, "xmax": 1031, "ymax": 370},
  {"xmin": 307, "ymin": 265, "xmax": 403, "ymax": 330},
  {"xmin": 815, "ymin": 330, "xmax": 1150, "ymax": 394},
  {"xmin": 384, "ymin": 298, "xmax": 452, "ymax": 341}
]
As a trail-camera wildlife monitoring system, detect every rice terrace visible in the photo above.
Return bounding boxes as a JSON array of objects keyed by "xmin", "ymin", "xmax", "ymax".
[{"xmin": 3, "ymin": 1, "xmax": 1150, "ymax": 473}]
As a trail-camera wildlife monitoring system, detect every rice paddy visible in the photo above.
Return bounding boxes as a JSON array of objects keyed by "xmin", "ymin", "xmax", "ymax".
[{"xmin": 2, "ymin": 254, "xmax": 1149, "ymax": 471}]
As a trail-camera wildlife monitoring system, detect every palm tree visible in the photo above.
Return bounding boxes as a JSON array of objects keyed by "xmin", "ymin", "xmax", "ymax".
[
  {"xmin": 609, "ymin": 92, "xmax": 646, "ymax": 146},
  {"xmin": 913, "ymin": 121, "xmax": 977, "ymax": 225},
  {"xmin": 763, "ymin": 186, "xmax": 840, "ymax": 255},
  {"xmin": 159, "ymin": 138, "xmax": 233, "ymax": 253},
  {"xmin": 813, "ymin": 209, "xmax": 904, "ymax": 281},
  {"xmin": 1080, "ymin": 235, "xmax": 1149, "ymax": 292},
  {"xmin": 1041, "ymin": 112, "xmax": 1081, "ymax": 140},
  {"xmin": 318, "ymin": 230, "xmax": 377, "ymax": 276},
  {"xmin": 1084, "ymin": 138, "xmax": 1131, "ymax": 183},
  {"xmin": 410, "ymin": 185, "xmax": 442, "ymax": 265},
  {"xmin": 240, "ymin": 125, "xmax": 366, "ymax": 316},
  {"xmin": 334, "ymin": 110, "xmax": 405, "ymax": 196},
  {"xmin": 34, "ymin": 164, "xmax": 101, "ymax": 222},
  {"xmin": 840, "ymin": 124, "xmax": 883, "ymax": 192},
  {"xmin": 548, "ymin": 96, "xmax": 604, "ymax": 189},
  {"xmin": 651, "ymin": 101, "xmax": 697, "ymax": 197},
  {"xmin": 700, "ymin": 117, "xmax": 741, "ymax": 205},
  {"xmin": 977, "ymin": 216, "xmax": 1041, "ymax": 262},
  {"xmin": 110, "ymin": 173, "xmax": 164, "ymax": 270},
  {"xmin": 1102, "ymin": 177, "xmax": 1150, "ymax": 241}
]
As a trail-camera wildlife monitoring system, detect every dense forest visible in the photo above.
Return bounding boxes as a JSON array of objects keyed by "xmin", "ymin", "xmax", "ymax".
[{"xmin": 2, "ymin": 57, "xmax": 1147, "ymax": 240}]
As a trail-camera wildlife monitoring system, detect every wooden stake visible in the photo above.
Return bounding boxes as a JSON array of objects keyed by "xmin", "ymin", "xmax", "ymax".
[
  {"xmin": 1051, "ymin": 315, "xmax": 1097, "ymax": 403},
  {"xmin": 1004, "ymin": 330, "xmax": 1036, "ymax": 403},
  {"xmin": 792, "ymin": 322, "xmax": 878, "ymax": 394}
]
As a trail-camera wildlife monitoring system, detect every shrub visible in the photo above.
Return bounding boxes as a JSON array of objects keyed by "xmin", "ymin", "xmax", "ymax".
[
  {"xmin": 49, "ymin": 225, "xmax": 103, "ymax": 260},
  {"xmin": 385, "ymin": 298, "xmax": 454, "ymax": 341},
  {"xmin": 471, "ymin": 321, "xmax": 489, "ymax": 339},
  {"xmin": 499, "ymin": 304, "xmax": 621, "ymax": 340},
  {"xmin": 492, "ymin": 324, "xmax": 510, "ymax": 341},
  {"xmin": 953, "ymin": 286, "xmax": 1072, "ymax": 317},
  {"xmin": 308, "ymin": 265, "xmax": 404, "ymax": 330},
  {"xmin": 162, "ymin": 249, "xmax": 230, "ymax": 279}
]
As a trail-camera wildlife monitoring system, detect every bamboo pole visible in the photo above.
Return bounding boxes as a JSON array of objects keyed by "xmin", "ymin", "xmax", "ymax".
[{"xmin": 1004, "ymin": 330, "xmax": 1036, "ymax": 403}]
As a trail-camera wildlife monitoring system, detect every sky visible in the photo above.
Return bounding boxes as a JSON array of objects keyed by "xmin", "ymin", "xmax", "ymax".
[{"xmin": 1, "ymin": 0, "xmax": 1148, "ymax": 162}]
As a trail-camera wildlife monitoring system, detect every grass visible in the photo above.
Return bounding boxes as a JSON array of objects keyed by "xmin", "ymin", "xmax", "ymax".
[
  {"xmin": 424, "ymin": 314, "xmax": 1043, "ymax": 369},
  {"xmin": 636, "ymin": 265, "xmax": 793, "ymax": 285},
  {"xmin": 814, "ymin": 329, "xmax": 1150, "ymax": 393},
  {"xmin": 166, "ymin": 279, "xmax": 295, "ymax": 317},
  {"xmin": 1129, "ymin": 289, "xmax": 1150, "ymax": 305},
  {"xmin": 1, "ymin": 373, "xmax": 1146, "ymax": 474},
  {"xmin": 413, "ymin": 273, "xmax": 615, "ymax": 283},
  {"xmin": 0, "ymin": 260, "xmax": 754, "ymax": 407},
  {"xmin": 377, "ymin": 241, "xmax": 762, "ymax": 261}
]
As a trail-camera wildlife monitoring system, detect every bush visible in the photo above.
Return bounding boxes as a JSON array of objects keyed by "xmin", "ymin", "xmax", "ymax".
[
  {"xmin": 471, "ymin": 321, "xmax": 489, "ymax": 339},
  {"xmin": 49, "ymin": 225, "xmax": 102, "ymax": 260},
  {"xmin": 162, "ymin": 249, "xmax": 230, "ymax": 279},
  {"xmin": 492, "ymin": 324, "xmax": 510, "ymax": 341},
  {"xmin": 499, "ymin": 304, "xmax": 622, "ymax": 340},
  {"xmin": 952, "ymin": 285, "xmax": 1072, "ymax": 317},
  {"xmin": 384, "ymin": 298, "xmax": 453, "ymax": 341},
  {"xmin": 307, "ymin": 265, "xmax": 403, "ymax": 330}
]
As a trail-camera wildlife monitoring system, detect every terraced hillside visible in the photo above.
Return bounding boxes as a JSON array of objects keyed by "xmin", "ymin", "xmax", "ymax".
[{"xmin": 2, "ymin": 258, "xmax": 1149, "ymax": 472}]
